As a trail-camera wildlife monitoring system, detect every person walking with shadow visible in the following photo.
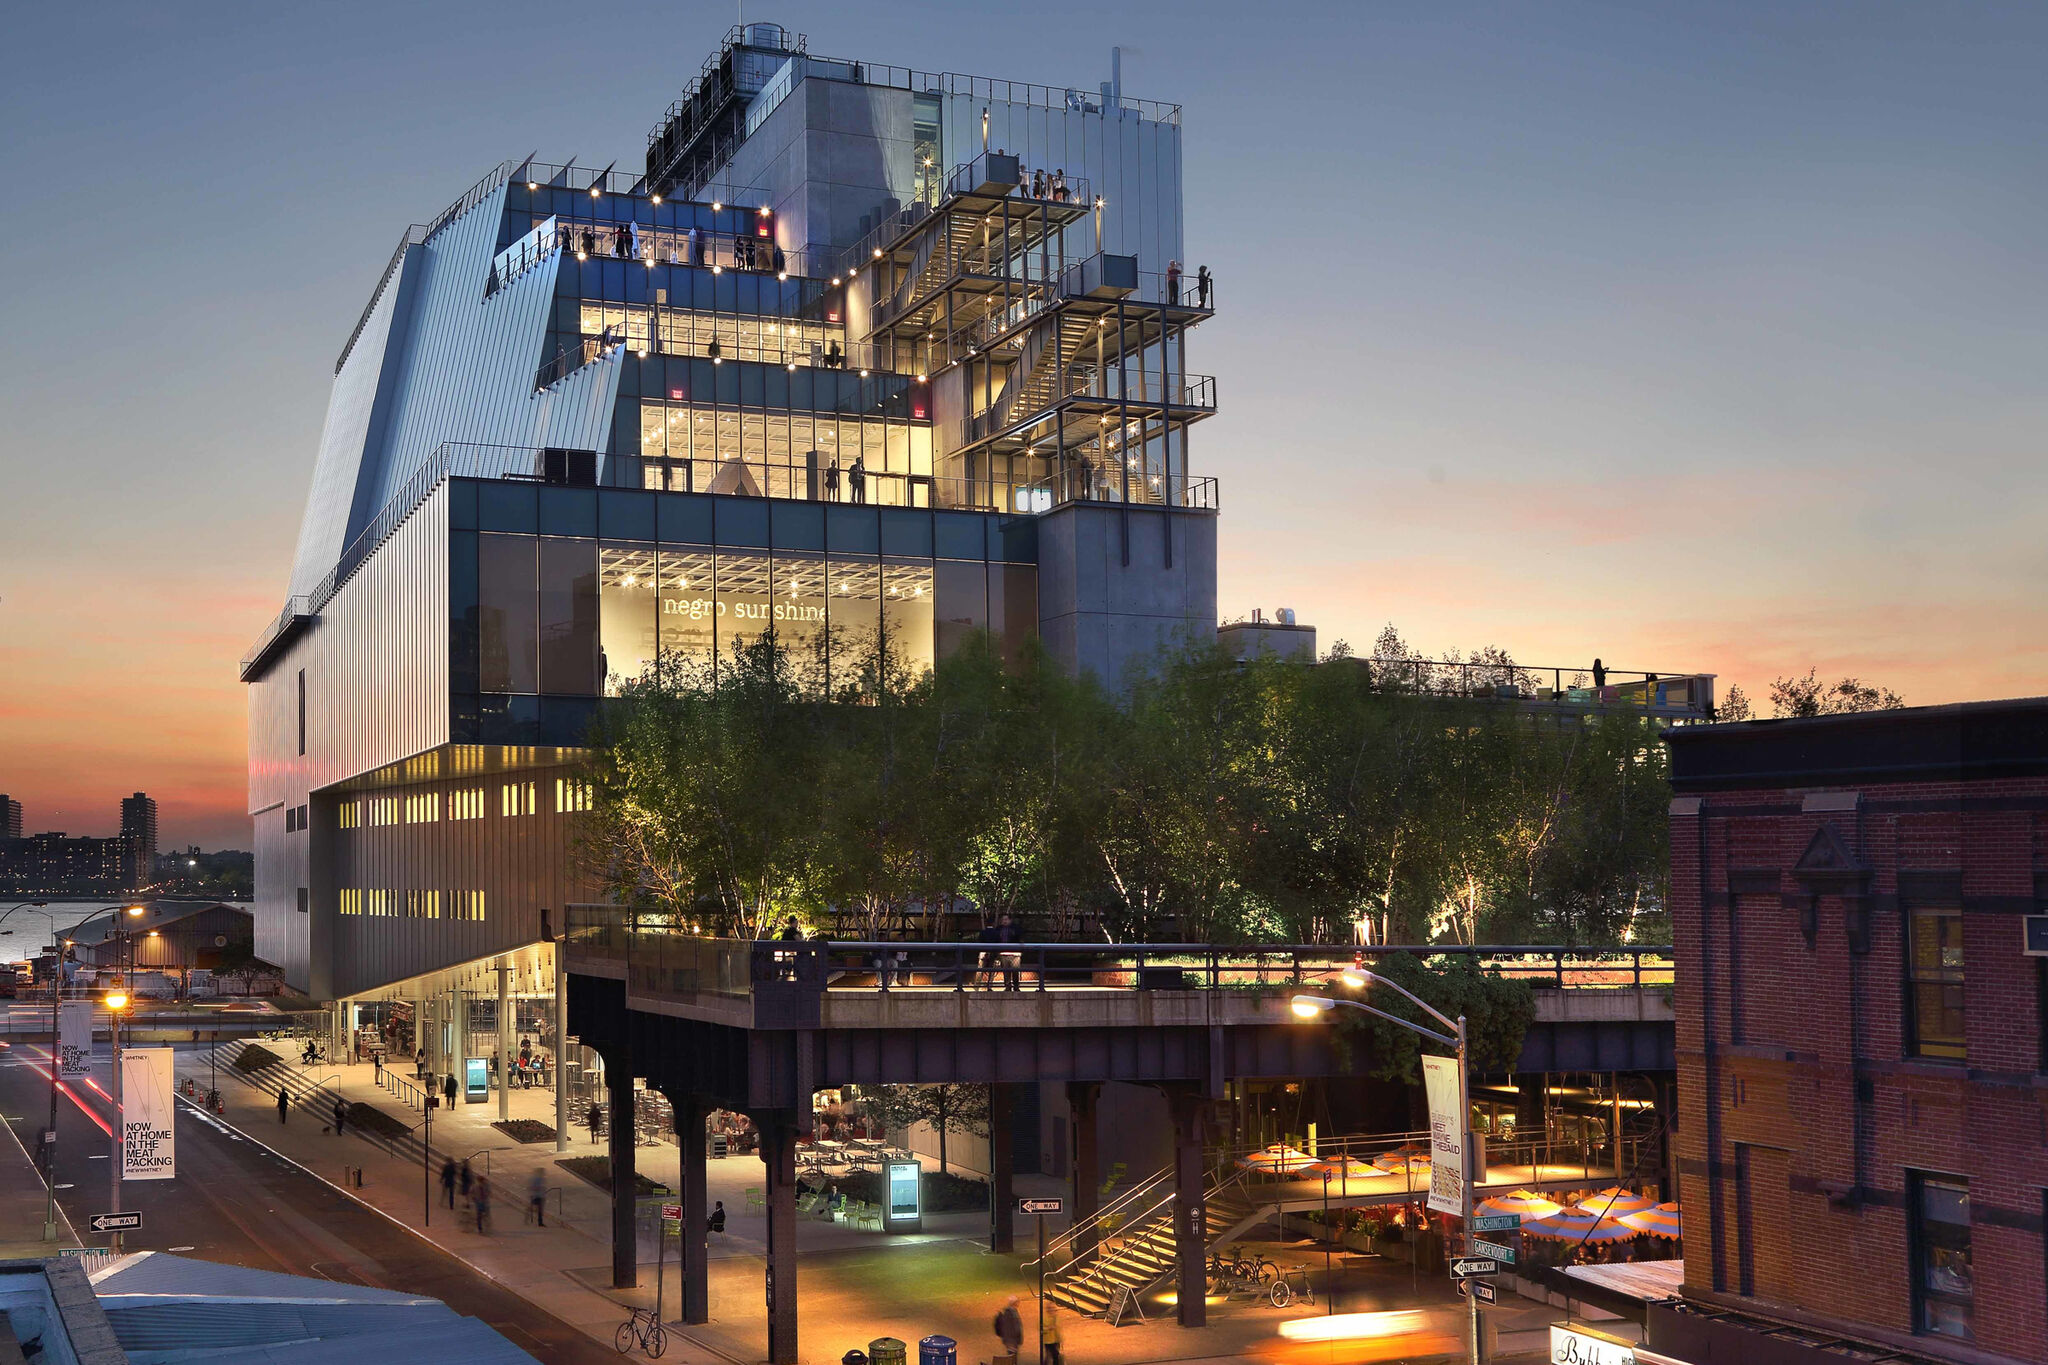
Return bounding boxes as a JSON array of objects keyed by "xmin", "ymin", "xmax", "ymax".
[
  {"xmin": 276, "ymin": 1086, "xmax": 290, "ymax": 1125},
  {"xmin": 994, "ymin": 1295, "xmax": 1024, "ymax": 1365},
  {"xmin": 1041, "ymin": 1299, "xmax": 1064, "ymax": 1365},
  {"xmin": 443, "ymin": 1071, "xmax": 458, "ymax": 1111},
  {"xmin": 332, "ymin": 1098, "xmax": 347, "ymax": 1136},
  {"xmin": 460, "ymin": 1158, "xmax": 474, "ymax": 1211},
  {"xmin": 441, "ymin": 1158, "xmax": 458, "ymax": 1209},
  {"xmin": 474, "ymin": 1175, "xmax": 492, "ymax": 1234},
  {"xmin": 529, "ymin": 1167, "xmax": 549, "ymax": 1227},
  {"xmin": 586, "ymin": 1100, "xmax": 604, "ymax": 1146}
]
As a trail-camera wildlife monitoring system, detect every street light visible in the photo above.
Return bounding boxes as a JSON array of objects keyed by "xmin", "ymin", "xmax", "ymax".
[
  {"xmin": 42, "ymin": 904, "xmax": 144, "ymax": 1241},
  {"xmin": 1291, "ymin": 977, "xmax": 1479, "ymax": 1365},
  {"xmin": 103, "ymin": 984, "xmax": 130, "ymax": 1252}
]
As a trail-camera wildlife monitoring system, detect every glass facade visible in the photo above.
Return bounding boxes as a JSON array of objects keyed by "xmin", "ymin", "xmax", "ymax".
[{"xmin": 450, "ymin": 480, "xmax": 1036, "ymax": 744}]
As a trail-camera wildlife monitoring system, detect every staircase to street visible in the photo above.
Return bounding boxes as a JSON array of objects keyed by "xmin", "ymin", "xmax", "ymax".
[{"xmin": 1037, "ymin": 1164, "xmax": 1266, "ymax": 1316}]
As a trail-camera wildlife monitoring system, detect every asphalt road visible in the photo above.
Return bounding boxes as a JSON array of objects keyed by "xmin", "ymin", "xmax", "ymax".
[{"xmin": 0, "ymin": 1042, "xmax": 619, "ymax": 1364}]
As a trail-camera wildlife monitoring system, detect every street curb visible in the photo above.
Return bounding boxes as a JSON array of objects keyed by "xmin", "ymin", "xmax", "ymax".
[{"xmin": 0, "ymin": 1103, "xmax": 81, "ymax": 1250}]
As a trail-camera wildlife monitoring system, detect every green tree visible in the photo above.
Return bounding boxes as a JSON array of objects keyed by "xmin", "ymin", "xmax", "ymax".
[
  {"xmin": 1331, "ymin": 953, "xmax": 1536, "ymax": 1082},
  {"xmin": 1767, "ymin": 669, "xmax": 1904, "ymax": 718}
]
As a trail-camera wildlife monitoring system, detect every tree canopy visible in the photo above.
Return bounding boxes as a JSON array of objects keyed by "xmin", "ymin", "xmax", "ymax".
[{"xmin": 576, "ymin": 628, "xmax": 1672, "ymax": 947}]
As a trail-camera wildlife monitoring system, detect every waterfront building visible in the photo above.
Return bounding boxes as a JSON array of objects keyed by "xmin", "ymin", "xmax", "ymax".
[{"xmin": 242, "ymin": 25, "xmax": 1214, "ymax": 1068}]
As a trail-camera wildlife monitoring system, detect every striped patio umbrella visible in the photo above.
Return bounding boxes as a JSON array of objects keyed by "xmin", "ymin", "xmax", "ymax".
[
  {"xmin": 1307, "ymin": 1156, "xmax": 1392, "ymax": 1180},
  {"xmin": 1237, "ymin": 1145, "xmax": 1318, "ymax": 1174},
  {"xmin": 1577, "ymin": 1188, "xmax": 1656, "ymax": 1220},
  {"xmin": 1524, "ymin": 1207, "xmax": 1640, "ymax": 1244},
  {"xmin": 1371, "ymin": 1151, "xmax": 1432, "ymax": 1174},
  {"xmin": 1475, "ymin": 1191, "xmax": 1562, "ymax": 1221},
  {"xmin": 1619, "ymin": 1202, "xmax": 1682, "ymax": 1240}
]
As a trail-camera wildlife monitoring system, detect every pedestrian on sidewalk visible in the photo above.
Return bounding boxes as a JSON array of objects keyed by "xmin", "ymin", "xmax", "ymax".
[
  {"xmin": 1041, "ymin": 1300, "xmax": 1063, "ymax": 1365},
  {"xmin": 332, "ymin": 1098, "xmax": 347, "ymax": 1136},
  {"xmin": 994, "ymin": 1295, "xmax": 1024, "ymax": 1365},
  {"xmin": 444, "ymin": 1072, "xmax": 458, "ymax": 1110},
  {"xmin": 460, "ymin": 1158, "xmax": 474, "ymax": 1209},
  {"xmin": 474, "ymin": 1175, "xmax": 492, "ymax": 1234},
  {"xmin": 529, "ymin": 1168, "xmax": 548, "ymax": 1227},
  {"xmin": 587, "ymin": 1101, "xmax": 604, "ymax": 1145},
  {"xmin": 276, "ymin": 1087, "xmax": 290, "ymax": 1124},
  {"xmin": 373, "ymin": 1053, "xmax": 383, "ymax": 1082},
  {"xmin": 441, "ymin": 1158, "xmax": 458, "ymax": 1209}
]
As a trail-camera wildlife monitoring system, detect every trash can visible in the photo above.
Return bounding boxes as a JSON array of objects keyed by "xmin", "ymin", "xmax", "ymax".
[
  {"xmin": 916, "ymin": 1336, "xmax": 954, "ymax": 1365},
  {"xmin": 843, "ymin": 1352, "xmax": 869, "ymax": 1365},
  {"xmin": 870, "ymin": 1338, "xmax": 907, "ymax": 1365}
]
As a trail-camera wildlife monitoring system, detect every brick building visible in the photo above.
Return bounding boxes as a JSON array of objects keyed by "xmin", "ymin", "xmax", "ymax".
[{"xmin": 1654, "ymin": 699, "xmax": 2048, "ymax": 1365}]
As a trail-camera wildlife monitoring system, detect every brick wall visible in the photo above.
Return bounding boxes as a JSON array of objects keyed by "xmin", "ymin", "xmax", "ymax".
[{"xmin": 1669, "ymin": 755, "xmax": 2048, "ymax": 1365}]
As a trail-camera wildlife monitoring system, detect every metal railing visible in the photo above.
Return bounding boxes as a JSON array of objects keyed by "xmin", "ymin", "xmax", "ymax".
[
  {"xmin": 1013, "ymin": 468, "xmax": 1219, "ymax": 513},
  {"xmin": 241, "ymin": 442, "xmax": 544, "ymax": 674},
  {"xmin": 562, "ymin": 914, "xmax": 1675, "ymax": 997},
  {"xmin": 1359, "ymin": 659, "xmax": 1716, "ymax": 718},
  {"xmin": 836, "ymin": 152, "xmax": 1094, "ymax": 281}
]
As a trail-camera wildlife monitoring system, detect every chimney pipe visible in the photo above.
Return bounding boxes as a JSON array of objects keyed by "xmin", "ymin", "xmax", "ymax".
[{"xmin": 1111, "ymin": 47, "xmax": 1122, "ymax": 109}]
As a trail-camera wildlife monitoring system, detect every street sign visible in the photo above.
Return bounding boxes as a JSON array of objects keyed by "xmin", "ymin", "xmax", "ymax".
[
  {"xmin": 90, "ymin": 1212, "xmax": 142, "ymax": 1233},
  {"xmin": 1018, "ymin": 1197, "xmax": 1064, "ymax": 1215},
  {"xmin": 1457, "ymin": 1278, "xmax": 1498, "ymax": 1305},
  {"xmin": 1449, "ymin": 1257, "xmax": 1498, "ymax": 1278},
  {"xmin": 1472, "ymin": 1213, "xmax": 1522, "ymax": 1232},
  {"xmin": 1473, "ymin": 1237, "xmax": 1517, "ymax": 1264},
  {"xmin": 661, "ymin": 1204, "xmax": 682, "ymax": 1221}
]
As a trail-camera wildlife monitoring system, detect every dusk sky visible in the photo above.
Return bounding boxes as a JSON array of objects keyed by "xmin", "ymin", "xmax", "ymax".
[{"xmin": 4, "ymin": 1, "xmax": 2045, "ymax": 848}]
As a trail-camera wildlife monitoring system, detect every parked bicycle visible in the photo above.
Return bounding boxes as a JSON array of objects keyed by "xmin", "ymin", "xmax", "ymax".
[{"xmin": 615, "ymin": 1306, "xmax": 666, "ymax": 1358}]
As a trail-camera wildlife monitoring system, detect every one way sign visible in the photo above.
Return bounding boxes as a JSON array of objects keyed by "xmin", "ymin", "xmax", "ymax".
[
  {"xmin": 1018, "ymin": 1198, "xmax": 1065, "ymax": 1215},
  {"xmin": 91, "ymin": 1212, "xmax": 142, "ymax": 1233}
]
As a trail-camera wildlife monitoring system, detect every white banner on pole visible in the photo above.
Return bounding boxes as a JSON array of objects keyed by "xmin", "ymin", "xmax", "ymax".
[
  {"xmin": 1422, "ymin": 1054, "xmax": 1464, "ymax": 1217},
  {"xmin": 121, "ymin": 1048, "xmax": 176, "ymax": 1180},
  {"xmin": 58, "ymin": 1001, "xmax": 94, "ymax": 1076}
]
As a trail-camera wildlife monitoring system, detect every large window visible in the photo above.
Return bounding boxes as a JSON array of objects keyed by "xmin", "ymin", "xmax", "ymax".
[
  {"xmin": 539, "ymin": 539, "xmax": 599, "ymax": 695},
  {"xmin": 479, "ymin": 534, "xmax": 538, "ymax": 693},
  {"xmin": 1910, "ymin": 1172, "xmax": 1973, "ymax": 1339},
  {"xmin": 1907, "ymin": 907, "xmax": 1966, "ymax": 1060},
  {"xmin": 639, "ymin": 401, "xmax": 933, "ymax": 506},
  {"xmin": 598, "ymin": 545, "xmax": 659, "ymax": 693}
]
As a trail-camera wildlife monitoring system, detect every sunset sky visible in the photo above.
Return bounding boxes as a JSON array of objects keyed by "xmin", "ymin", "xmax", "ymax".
[{"xmin": 4, "ymin": 1, "xmax": 2045, "ymax": 848}]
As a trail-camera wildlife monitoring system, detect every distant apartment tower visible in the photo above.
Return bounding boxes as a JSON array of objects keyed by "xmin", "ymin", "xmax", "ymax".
[
  {"xmin": 120, "ymin": 792, "xmax": 159, "ymax": 889},
  {"xmin": 0, "ymin": 796, "xmax": 21, "ymax": 841}
]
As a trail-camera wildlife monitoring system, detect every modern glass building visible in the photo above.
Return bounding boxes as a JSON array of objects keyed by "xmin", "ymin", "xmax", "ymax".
[{"xmin": 243, "ymin": 24, "xmax": 1217, "ymax": 1062}]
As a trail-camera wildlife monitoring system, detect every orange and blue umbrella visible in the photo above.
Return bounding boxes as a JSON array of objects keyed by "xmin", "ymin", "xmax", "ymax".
[
  {"xmin": 1619, "ymin": 1202, "xmax": 1681, "ymax": 1240},
  {"xmin": 1577, "ymin": 1188, "xmax": 1656, "ymax": 1220},
  {"xmin": 1475, "ymin": 1191, "xmax": 1562, "ymax": 1221},
  {"xmin": 1524, "ymin": 1207, "xmax": 1639, "ymax": 1244}
]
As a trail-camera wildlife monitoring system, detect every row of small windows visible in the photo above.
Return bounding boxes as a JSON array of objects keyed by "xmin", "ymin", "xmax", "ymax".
[
  {"xmin": 338, "ymin": 889, "xmax": 487, "ymax": 921},
  {"xmin": 334, "ymin": 782, "xmax": 590, "ymax": 828}
]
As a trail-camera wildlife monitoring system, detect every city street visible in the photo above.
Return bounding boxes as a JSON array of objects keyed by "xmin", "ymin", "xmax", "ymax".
[{"xmin": 0, "ymin": 1041, "xmax": 623, "ymax": 1364}]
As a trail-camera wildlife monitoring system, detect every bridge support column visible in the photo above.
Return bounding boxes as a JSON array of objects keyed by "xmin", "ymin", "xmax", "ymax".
[
  {"xmin": 989, "ymin": 1084, "xmax": 1016, "ymax": 1253},
  {"xmin": 1515, "ymin": 1074, "xmax": 1545, "ymax": 1164},
  {"xmin": 1169, "ymin": 1088, "xmax": 1207, "ymax": 1328},
  {"xmin": 759, "ymin": 1115, "xmax": 799, "ymax": 1365},
  {"xmin": 676, "ymin": 1093, "xmax": 709, "ymax": 1323},
  {"xmin": 1068, "ymin": 1082, "xmax": 1101, "ymax": 1262},
  {"xmin": 608, "ymin": 1053, "xmax": 638, "ymax": 1289}
]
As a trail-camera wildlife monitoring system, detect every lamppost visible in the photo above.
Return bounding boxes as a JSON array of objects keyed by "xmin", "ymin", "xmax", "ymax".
[
  {"xmin": 42, "ymin": 904, "xmax": 145, "ymax": 1241},
  {"xmin": 103, "ymin": 982, "xmax": 130, "ymax": 1252},
  {"xmin": 1291, "ymin": 968, "xmax": 1480, "ymax": 1365}
]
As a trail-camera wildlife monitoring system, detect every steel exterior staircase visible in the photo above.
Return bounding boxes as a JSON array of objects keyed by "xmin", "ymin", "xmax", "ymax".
[
  {"xmin": 980, "ymin": 310, "xmax": 1099, "ymax": 440},
  {"xmin": 1040, "ymin": 1166, "xmax": 1265, "ymax": 1316}
]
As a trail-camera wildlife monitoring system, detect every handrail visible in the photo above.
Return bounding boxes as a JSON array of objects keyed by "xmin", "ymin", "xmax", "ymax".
[
  {"xmin": 1021, "ymin": 1163, "xmax": 1175, "ymax": 1276},
  {"xmin": 562, "ymin": 913, "xmax": 1676, "ymax": 994}
]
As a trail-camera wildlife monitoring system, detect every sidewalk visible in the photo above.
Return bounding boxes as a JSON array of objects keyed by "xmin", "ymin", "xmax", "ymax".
[
  {"xmin": 0, "ymin": 1106, "xmax": 80, "ymax": 1258},
  {"xmin": 175, "ymin": 1041, "xmax": 1556, "ymax": 1365}
]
